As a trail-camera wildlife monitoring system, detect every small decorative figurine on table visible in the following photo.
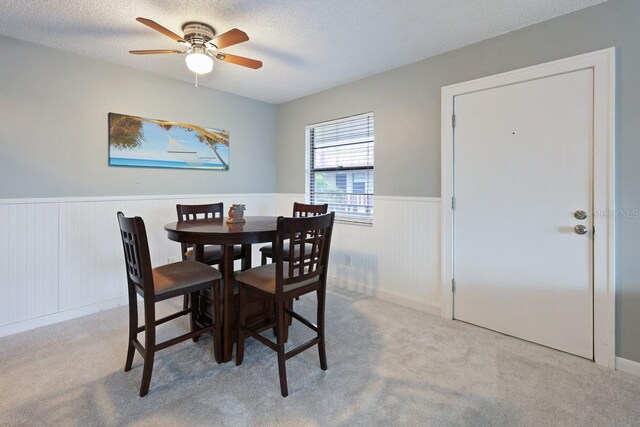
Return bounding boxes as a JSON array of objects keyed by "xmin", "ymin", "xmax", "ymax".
[{"xmin": 227, "ymin": 204, "xmax": 246, "ymax": 223}]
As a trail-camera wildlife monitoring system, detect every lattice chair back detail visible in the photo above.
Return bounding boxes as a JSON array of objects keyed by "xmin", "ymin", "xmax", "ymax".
[
  {"xmin": 176, "ymin": 202, "xmax": 224, "ymax": 221},
  {"xmin": 118, "ymin": 213, "xmax": 152, "ymax": 292},
  {"xmin": 278, "ymin": 217, "xmax": 328, "ymax": 292},
  {"xmin": 260, "ymin": 202, "xmax": 329, "ymax": 265}
]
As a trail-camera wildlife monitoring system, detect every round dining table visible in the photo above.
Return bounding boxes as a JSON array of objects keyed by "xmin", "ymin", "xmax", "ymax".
[{"xmin": 164, "ymin": 216, "xmax": 279, "ymax": 362}]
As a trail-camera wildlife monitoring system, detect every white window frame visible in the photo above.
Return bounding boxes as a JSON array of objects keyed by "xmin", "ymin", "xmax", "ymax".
[{"xmin": 305, "ymin": 112, "xmax": 374, "ymax": 224}]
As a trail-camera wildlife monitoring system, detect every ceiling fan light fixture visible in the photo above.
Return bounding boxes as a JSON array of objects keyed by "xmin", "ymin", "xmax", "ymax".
[
  {"xmin": 131, "ymin": 18, "xmax": 261, "ymax": 73},
  {"xmin": 186, "ymin": 47, "xmax": 213, "ymax": 74}
]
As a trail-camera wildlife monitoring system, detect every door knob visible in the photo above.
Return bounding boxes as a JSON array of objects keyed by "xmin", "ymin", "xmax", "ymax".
[
  {"xmin": 574, "ymin": 210, "xmax": 588, "ymax": 220},
  {"xmin": 574, "ymin": 224, "xmax": 588, "ymax": 235}
]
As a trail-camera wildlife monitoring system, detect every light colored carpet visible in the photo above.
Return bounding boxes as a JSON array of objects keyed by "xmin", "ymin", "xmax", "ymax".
[{"xmin": 1, "ymin": 287, "xmax": 639, "ymax": 427}]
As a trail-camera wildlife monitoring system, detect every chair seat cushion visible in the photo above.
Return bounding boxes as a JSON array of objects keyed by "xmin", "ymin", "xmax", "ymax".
[
  {"xmin": 236, "ymin": 262, "xmax": 318, "ymax": 294},
  {"xmin": 259, "ymin": 242, "xmax": 314, "ymax": 260},
  {"xmin": 153, "ymin": 260, "xmax": 221, "ymax": 299},
  {"xmin": 185, "ymin": 244, "xmax": 242, "ymax": 264}
]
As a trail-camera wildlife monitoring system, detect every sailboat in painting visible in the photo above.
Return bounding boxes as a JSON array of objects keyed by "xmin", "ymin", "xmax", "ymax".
[
  {"xmin": 108, "ymin": 112, "xmax": 230, "ymax": 170},
  {"xmin": 166, "ymin": 137, "xmax": 218, "ymax": 166}
]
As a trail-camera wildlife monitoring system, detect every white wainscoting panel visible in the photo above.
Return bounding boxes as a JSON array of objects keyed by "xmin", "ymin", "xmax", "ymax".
[
  {"xmin": 1, "ymin": 193, "xmax": 440, "ymax": 335},
  {"xmin": 59, "ymin": 199, "xmax": 142, "ymax": 311},
  {"xmin": 276, "ymin": 194, "xmax": 442, "ymax": 314},
  {"xmin": 0, "ymin": 194, "xmax": 276, "ymax": 336},
  {"xmin": 0, "ymin": 203, "xmax": 59, "ymax": 326}
]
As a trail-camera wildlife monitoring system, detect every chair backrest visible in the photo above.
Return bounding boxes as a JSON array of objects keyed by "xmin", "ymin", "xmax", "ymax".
[
  {"xmin": 293, "ymin": 202, "xmax": 328, "ymax": 218},
  {"xmin": 117, "ymin": 212, "xmax": 153, "ymax": 296},
  {"xmin": 176, "ymin": 203, "xmax": 224, "ymax": 259},
  {"xmin": 274, "ymin": 212, "xmax": 335, "ymax": 294},
  {"xmin": 176, "ymin": 202, "xmax": 224, "ymax": 221}
]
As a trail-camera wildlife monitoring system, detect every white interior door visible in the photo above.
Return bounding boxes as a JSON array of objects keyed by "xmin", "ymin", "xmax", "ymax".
[{"xmin": 453, "ymin": 69, "xmax": 594, "ymax": 359}]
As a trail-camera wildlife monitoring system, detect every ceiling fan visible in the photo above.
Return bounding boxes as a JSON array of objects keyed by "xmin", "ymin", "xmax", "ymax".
[{"xmin": 130, "ymin": 17, "xmax": 262, "ymax": 75}]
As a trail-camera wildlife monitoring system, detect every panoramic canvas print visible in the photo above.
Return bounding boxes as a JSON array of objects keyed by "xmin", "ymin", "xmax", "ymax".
[{"xmin": 108, "ymin": 113, "xmax": 229, "ymax": 170}]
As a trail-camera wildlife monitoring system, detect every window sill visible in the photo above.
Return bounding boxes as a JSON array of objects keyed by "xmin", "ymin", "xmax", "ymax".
[{"xmin": 335, "ymin": 218, "xmax": 373, "ymax": 227}]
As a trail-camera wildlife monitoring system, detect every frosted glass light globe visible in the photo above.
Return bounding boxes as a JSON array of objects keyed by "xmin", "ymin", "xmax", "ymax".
[{"xmin": 186, "ymin": 50, "xmax": 213, "ymax": 74}]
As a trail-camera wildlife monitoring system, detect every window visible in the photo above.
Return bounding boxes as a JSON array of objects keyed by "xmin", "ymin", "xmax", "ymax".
[
  {"xmin": 306, "ymin": 112, "xmax": 374, "ymax": 223},
  {"xmin": 335, "ymin": 173, "xmax": 347, "ymax": 191},
  {"xmin": 352, "ymin": 173, "xmax": 366, "ymax": 194}
]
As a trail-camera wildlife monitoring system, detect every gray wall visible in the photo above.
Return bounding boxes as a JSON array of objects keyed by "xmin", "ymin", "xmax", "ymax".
[
  {"xmin": 0, "ymin": 35, "xmax": 277, "ymax": 198},
  {"xmin": 277, "ymin": 0, "xmax": 640, "ymax": 363}
]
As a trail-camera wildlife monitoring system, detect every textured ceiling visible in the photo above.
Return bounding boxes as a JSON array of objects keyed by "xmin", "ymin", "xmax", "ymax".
[{"xmin": 0, "ymin": 0, "xmax": 605, "ymax": 104}]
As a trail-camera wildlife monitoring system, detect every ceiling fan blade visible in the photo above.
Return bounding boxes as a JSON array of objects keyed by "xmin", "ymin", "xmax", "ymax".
[
  {"xmin": 136, "ymin": 17, "xmax": 186, "ymax": 43},
  {"xmin": 129, "ymin": 49, "xmax": 186, "ymax": 55},
  {"xmin": 211, "ymin": 28, "xmax": 249, "ymax": 49},
  {"xmin": 215, "ymin": 53, "xmax": 262, "ymax": 69}
]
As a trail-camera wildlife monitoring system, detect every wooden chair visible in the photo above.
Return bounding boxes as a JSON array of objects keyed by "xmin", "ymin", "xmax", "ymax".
[
  {"xmin": 259, "ymin": 202, "xmax": 329, "ymax": 265},
  {"xmin": 236, "ymin": 212, "xmax": 335, "ymax": 397},
  {"xmin": 176, "ymin": 202, "xmax": 245, "ymax": 309},
  {"xmin": 176, "ymin": 202, "xmax": 246, "ymax": 265},
  {"xmin": 117, "ymin": 212, "xmax": 222, "ymax": 397},
  {"xmin": 260, "ymin": 203, "xmax": 328, "ymax": 313}
]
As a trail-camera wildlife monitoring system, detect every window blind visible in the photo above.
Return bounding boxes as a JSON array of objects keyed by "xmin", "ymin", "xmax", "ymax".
[{"xmin": 307, "ymin": 113, "xmax": 374, "ymax": 223}]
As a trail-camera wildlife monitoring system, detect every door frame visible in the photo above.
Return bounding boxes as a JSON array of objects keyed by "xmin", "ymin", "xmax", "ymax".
[{"xmin": 440, "ymin": 48, "xmax": 616, "ymax": 368}]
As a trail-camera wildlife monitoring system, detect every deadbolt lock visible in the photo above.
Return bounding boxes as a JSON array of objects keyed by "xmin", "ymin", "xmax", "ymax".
[{"xmin": 574, "ymin": 210, "xmax": 588, "ymax": 220}]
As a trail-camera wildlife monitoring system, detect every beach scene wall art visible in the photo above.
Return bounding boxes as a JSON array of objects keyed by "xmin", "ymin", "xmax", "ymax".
[{"xmin": 108, "ymin": 113, "xmax": 230, "ymax": 170}]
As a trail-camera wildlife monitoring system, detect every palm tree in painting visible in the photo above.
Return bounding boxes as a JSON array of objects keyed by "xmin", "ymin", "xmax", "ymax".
[
  {"xmin": 109, "ymin": 115, "xmax": 145, "ymax": 149},
  {"xmin": 189, "ymin": 124, "xmax": 229, "ymax": 168},
  {"xmin": 108, "ymin": 113, "xmax": 229, "ymax": 169}
]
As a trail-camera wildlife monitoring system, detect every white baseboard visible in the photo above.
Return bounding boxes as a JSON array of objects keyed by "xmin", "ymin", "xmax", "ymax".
[
  {"xmin": 616, "ymin": 357, "xmax": 640, "ymax": 376},
  {"xmin": 330, "ymin": 279, "xmax": 440, "ymax": 316},
  {"xmin": 0, "ymin": 295, "xmax": 129, "ymax": 338}
]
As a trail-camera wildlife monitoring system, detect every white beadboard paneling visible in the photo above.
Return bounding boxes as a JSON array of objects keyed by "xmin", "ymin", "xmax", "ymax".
[
  {"xmin": 59, "ymin": 200, "xmax": 129, "ymax": 310},
  {"xmin": 0, "ymin": 203, "xmax": 59, "ymax": 326},
  {"xmin": 0, "ymin": 296, "xmax": 128, "ymax": 338},
  {"xmin": 0, "ymin": 193, "xmax": 440, "ymax": 335},
  {"xmin": 277, "ymin": 194, "xmax": 442, "ymax": 313},
  {"xmin": 0, "ymin": 193, "xmax": 276, "ymax": 335},
  {"xmin": 58, "ymin": 194, "xmax": 277, "ymax": 311}
]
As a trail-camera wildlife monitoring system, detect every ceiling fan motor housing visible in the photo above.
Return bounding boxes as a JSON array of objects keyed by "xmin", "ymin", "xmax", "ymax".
[{"xmin": 182, "ymin": 22, "xmax": 216, "ymax": 48}]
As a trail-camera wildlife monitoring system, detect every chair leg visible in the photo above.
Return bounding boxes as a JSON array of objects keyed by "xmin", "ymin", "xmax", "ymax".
[
  {"xmin": 241, "ymin": 244, "xmax": 252, "ymax": 271},
  {"xmin": 140, "ymin": 304, "xmax": 156, "ymax": 397},
  {"xmin": 261, "ymin": 252, "xmax": 268, "ymax": 265},
  {"xmin": 235, "ymin": 284, "xmax": 247, "ymax": 366},
  {"xmin": 212, "ymin": 280, "xmax": 222, "ymax": 364},
  {"xmin": 276, "ymin": 298, "xmax": 289, "ymax": 397},
  {"xmin": 190, "ymin": 291, "xmax": 200, "ymax": 343},
  {"xmin": 125, "ymin": 290, "xmax": 138, "ymax": 372},
  {"xmin": 317, "ymin": 289, "xmax": 327, "ymax": 371},
  {"xmin": 282, "ymin": 298, "xmax": 292, "ymax": 343},
  {"xmin": 288, "ymin": 299, "xmax": 294, "ymax": 325},
  {"xmin": 183, "ymin": 294, "xmax": 189, "ymax": 310}
]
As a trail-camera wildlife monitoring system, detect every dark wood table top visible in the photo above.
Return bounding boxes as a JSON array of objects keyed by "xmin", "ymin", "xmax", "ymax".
[{"xmin": 164, "ymin": 216, "xmax": 278, "ymax": 245}]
